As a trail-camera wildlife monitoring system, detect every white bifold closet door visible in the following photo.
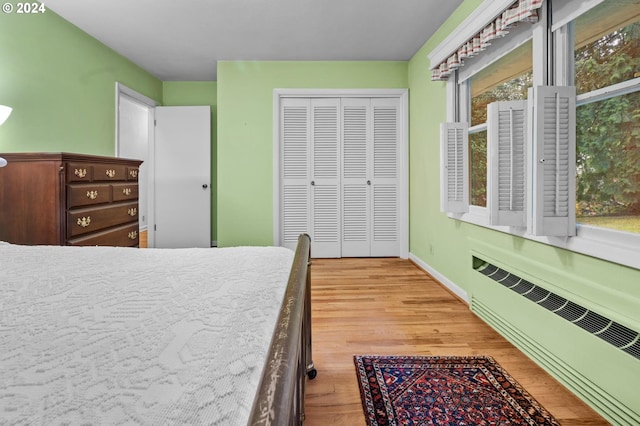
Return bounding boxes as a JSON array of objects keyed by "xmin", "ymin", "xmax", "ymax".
[
  {"xmin": 310, "ymin": 98, "xmax": 341, "ymax": 257},
  {"xmin": 281, "ymin": 99, "xmax": 311, "ymax": 253},
  {"xmin": 281, "ymin": 98, "xmax": 341, "ymax": 258},
  {"xmin": 280, "ymin": 97, "xmax": 400, "ymax": 258},
  {"xmin": 342, "ymin": 98, "xmax": 400, "ymax": 257}
]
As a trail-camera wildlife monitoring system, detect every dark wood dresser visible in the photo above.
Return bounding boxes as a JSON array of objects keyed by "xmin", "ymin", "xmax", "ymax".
[{"xmin": 0, "ymin": 152, "xmax": 142, "ymax": 246}]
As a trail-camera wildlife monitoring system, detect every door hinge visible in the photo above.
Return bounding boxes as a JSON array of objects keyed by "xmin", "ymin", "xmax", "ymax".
[{"xmin": 154, "ymin": 224, "xmax": 157, "ymax": 231}]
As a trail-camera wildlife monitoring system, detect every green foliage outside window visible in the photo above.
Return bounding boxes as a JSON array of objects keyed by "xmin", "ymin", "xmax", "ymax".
[
  {"xmin": 470, "ymin": 72, "xmax": 532, "ymax": 207},
  {"xmin": 575, "ymin": 22, "xmax": 640, "ymax": 227},
  {"xmin": 470, "ymin": 131, "xmax": 488, "ymax": 206},
  {"xmin": 464, "ymin": 15, "xmax": 640, "ymax": 235}
]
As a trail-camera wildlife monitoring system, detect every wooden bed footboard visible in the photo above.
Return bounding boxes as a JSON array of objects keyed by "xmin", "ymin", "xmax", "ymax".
[{"xmin": 248, "ymin": 234, "xmax": 316, "ymax": 425}]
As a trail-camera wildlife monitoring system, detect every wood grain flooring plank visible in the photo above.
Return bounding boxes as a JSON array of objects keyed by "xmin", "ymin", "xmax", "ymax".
[{"xmin": 304, "ymin": 258, "xmax": 609, "ymax": 425}]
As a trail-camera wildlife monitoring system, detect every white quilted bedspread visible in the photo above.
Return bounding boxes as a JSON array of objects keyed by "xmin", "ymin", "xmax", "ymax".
[{"xmin": 0, "ymin": 242, "xmax": 294, "ymax": 425}]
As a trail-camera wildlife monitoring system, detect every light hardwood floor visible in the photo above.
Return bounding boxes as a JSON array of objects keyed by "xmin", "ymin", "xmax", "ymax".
[
  {"xmin": 139, "ymin": 230, "xmax": 147, "ymax": 248},
  {"xmin": 304, "ymin": 258, "xmax": 609, "ymax": 425}
]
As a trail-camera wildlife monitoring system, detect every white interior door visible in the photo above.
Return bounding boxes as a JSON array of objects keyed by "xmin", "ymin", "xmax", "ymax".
[
  {"xmin": 281, "ymin": 98, "xmax": 310, "ymax": 252},
  {"xmin": 310, "ymin": 98, "xmax": 341, "ymax": 258},
  {"xmin": 341, "ymin": 98, "xmax": 371, "ymax": 257},
  {"xmin": 154, "ymin": 106, "xmax": 211, "ymax": 248},
  {"xmin": 340, "ymin": 98, "xmax": 401, "ymax": 257},
  {"xmin": 370, "ymin": 97, "xmax": 401, "ymax": 256}
]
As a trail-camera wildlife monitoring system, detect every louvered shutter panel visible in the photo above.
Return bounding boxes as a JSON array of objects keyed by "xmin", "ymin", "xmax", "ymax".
[
  {"xmin": 528, "ymin": 86, "xmax": 576, "ymax": 236},
  {"xmin": 281, "ymin": 98, "xmax": 310, "ymax": 250},
  {"xmin": 488, "ymin": 100, "xmax": 527, "ymax": 227},
  {"xmin": 440, "ymin": 122, "xmax": 469, "ymax": 213},
  {"xmin": 371, "ymin": 98, "xmax": 400, "ymax": 256},
  {"xmin": 342, "ymin": 98, "xmax": 371, "ymax": 256},
  {"xmin": 310, "ymin": 99, "xmax": 341, "ymax": 258}
]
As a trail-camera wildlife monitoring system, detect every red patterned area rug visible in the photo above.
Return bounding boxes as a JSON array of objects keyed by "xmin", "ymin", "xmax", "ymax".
[{"xmin": 354, "ymin": 355, "xmax": 559, "ymax": 426}]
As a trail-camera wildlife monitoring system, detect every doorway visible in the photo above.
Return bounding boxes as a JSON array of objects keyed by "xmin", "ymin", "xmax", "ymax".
[
  {"xmin": 116, "ymin": 84, "xmax": 212, "ymax": 249},
  {"xmin": 115, "ymin": 83, "xmax": 157, "ymax": 247}
]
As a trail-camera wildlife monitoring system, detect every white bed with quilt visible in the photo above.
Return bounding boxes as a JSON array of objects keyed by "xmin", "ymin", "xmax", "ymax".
[{"xmin": 0, "ymin": 235, "xmax": 314, "ymax": 425}]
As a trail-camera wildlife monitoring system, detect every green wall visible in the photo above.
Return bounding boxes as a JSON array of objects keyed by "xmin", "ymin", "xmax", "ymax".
[
  {"xmin": 408, "ymin": 2, "xmax": 640, "ymax": 423},
  {"xmin": 163, "ymin": 82, "xmax": 218, "ymax": 242},
  {"xmin": 217, "ymin": 61, "xmax": 408, "ymax": 246},
  {"xmin": 408, "ymin": 1, "xmax": 484, "ymax": 293},
  {"xmin": 0, "ymin": 3, "xmax": 162, "ymax": 155}
]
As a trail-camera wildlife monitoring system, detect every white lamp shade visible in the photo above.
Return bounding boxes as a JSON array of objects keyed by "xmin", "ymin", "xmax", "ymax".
[{"xmin": 0, "ymin": 105, "xmax": 12, "ymax": 125}]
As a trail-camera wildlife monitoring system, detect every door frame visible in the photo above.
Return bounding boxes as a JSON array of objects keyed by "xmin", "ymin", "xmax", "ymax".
[
  {"xmin": 272, "ymin": 89, "xmax": 409, "ymax": 258},
  {"xmin": 115, "ymin": 82, "xmax": 158, "ymax": 246}
]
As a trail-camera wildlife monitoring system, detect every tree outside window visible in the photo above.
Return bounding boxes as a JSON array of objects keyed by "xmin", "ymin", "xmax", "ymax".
[
  {"xmin": 574, "ymin": 13, "xmax": 640, "ymax": 234},
  {"xmin": 467, "ymin": 41, "xmax": 533, "ymax": 207}
]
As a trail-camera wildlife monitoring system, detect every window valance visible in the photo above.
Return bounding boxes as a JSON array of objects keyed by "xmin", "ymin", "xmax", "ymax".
[{"xmin": 431, "ymin": 0, "xmax": 543, "ymax": 81}]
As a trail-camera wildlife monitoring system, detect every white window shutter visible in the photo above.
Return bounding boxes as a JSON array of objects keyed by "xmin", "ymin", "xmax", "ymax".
[
  {"xmin": 528, "ymin": 86, "xmax": 576, "ymax": 237},
  {"xmin": 440, "ymin": 122, "xmax": 469, "ymax": 214},
  {"xmin": 488, "ymin": 100, "xmax": 527, "ymax": 227}
]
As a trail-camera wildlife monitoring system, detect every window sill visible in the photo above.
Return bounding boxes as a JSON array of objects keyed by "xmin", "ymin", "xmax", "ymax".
[{"xmin": 448, "ymin": 210, "xmax": 640, "ymax": 270}]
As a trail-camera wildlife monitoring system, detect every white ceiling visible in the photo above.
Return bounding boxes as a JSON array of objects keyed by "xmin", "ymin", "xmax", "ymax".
[{"xmin": 44, "ymin": 0, "xmax": 463, "ymax": 81}]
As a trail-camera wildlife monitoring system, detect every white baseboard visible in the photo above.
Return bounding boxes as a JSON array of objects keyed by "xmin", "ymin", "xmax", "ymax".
[{"xmin": 408, "ymin": 253, "xmax": 469, "ymax": 304}]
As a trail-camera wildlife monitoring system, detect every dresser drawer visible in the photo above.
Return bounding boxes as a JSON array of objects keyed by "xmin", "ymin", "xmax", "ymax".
[
  {"xmin": 67, "ymin": 202, "xmax": 139, "ymax": 238},
  {"xmin": 126, "ymin": 166, "xmax": 140, "ymax": 181},
  {"xmin": 67, "ymin": 223, "xmax": 139, "ymax": 247},
  {"xmin": 67, "ymin": 184, "xmax": 111, "ymax": 208},
  {"xmin": 66, "ymin": 162, "xmax": 129, "ymax": 183},
  {"xmin": 112, "ymin": 183, "xmax": 139, "ymax": 202},
  {"xmin": 93, "ymin": 164, "xmax": 127, "ymax": 182},
  {"xmin": 66, "ymin": 163, "xmax": 92, "ymax": 183}
]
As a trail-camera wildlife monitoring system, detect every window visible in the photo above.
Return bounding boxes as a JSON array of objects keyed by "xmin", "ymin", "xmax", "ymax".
[
  {"xmin": 465, "ymin": 41, "xmax": 533, "ymax": 207},
  {"xmin": 436, "ymin": 0, "xmax": 640, "ymax": 268},
  {"xmin": 571, "ymin": 2, "xmax": 640, "ymax": 235}
]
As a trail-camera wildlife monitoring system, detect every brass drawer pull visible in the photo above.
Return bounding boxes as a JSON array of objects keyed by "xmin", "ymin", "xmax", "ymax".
[
  {"xmin": 127, "ymin": 207, "xmax": 137, "ymax": 217},
  {"xmin": 86, "ymin": 190, "xmax": 98, "ymax": 200},
  {"xmin": 123, "ymin": 188, "xmax": 131, "ymax": 196},
  {"xmin": 77, "ymin": 216, "xmax": 91, "ymax": 228},
  {"xmin": 74, "ymin": 168, "xmax": 87, "ymax": 178},
  {"xmin": 106, "ymin": 169, "xmax": 116, "ymax": 178},
  {"xmin": 129, "ymin": 169, "xmax": 138, "ymax": 178},
  {"xmin": 128, "ymin": 231, "xmax": 138, "ymax": 240}
]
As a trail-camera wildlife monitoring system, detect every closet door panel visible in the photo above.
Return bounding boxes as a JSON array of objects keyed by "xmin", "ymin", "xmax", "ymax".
[
  {"xmin": 371, "ymin": 98, "xmax": 401, "ymax": 256},
  {"xmin": 342, "ymin": 184, "xmax": 369, "ymax": 256},
  {"xmin": 281, "ymin": 99, "xmax": 310, "ymax": 251},
  {"xmin": 310, "ymin": 99, "xmax": 341, "ymax": 258},
  {"xmin": 341, "ymin": 99, "xmax": 371, "ymax": 257},
  {"xmin": 372, "ymin": 184, "xmax": 398, "ymax": 250},
  {"xmin": 280, "ymin": 95, "xmax": 403, "ymax": 258},
  {"xmin": 283, "ymin": 184, "xmax": 309, "ymax": 246}
]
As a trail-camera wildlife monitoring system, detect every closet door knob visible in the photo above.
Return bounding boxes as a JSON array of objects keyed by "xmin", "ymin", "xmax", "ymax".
[
  {"xmin": 311, "ymin": 181, "xmax": 315, "ymax": 186},
  {"xmin": 367, "ymin": 180, "xmax": 371, "ymax": 185},
  {"xmin": 202, "ymin": 184, "xmax": 208, "ymax": 189}
]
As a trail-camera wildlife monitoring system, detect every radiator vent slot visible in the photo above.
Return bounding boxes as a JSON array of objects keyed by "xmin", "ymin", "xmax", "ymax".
[{"xmin": 474, "ymin": 258, "xmax": 640, "ymax": 360}]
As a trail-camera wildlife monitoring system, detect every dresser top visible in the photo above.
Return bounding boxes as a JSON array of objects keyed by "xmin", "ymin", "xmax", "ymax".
[{"xmin": 0, "ymin": 152, "xmax": 142, "ymax": 166}]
